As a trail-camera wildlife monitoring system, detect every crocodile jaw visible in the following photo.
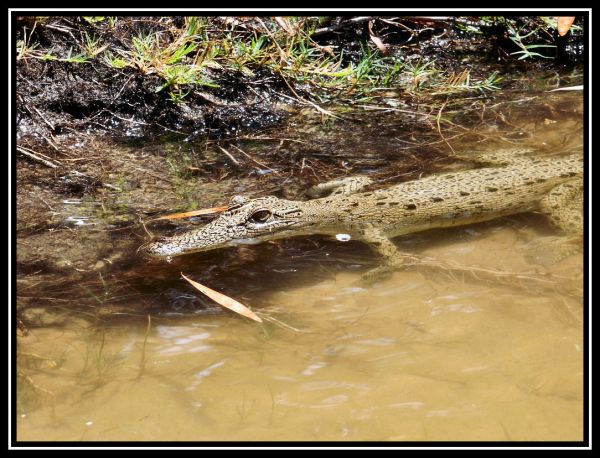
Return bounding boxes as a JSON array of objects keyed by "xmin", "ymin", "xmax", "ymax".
[
  {"xmin": 140, "ymin": 196, "xmax": 313, "ymax": 259},
  {"xmin": 140, "ymin": 220, "xmax": 263, "ymax": 258}
]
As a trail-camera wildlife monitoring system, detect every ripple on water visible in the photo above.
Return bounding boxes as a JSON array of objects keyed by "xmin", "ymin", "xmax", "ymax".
[
  {"xmin": 185, "ymin": 360, "xmax": 226, "ymax": 391},
  {"xmin": 155, "ymin": 325, "xmax": 212, "ymax": 355}
]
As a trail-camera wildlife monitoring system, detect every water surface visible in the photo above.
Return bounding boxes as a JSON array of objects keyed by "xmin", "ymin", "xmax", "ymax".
[{"xmin": 16, "ymin": 81, "xmax": 585, "ymax": 442}]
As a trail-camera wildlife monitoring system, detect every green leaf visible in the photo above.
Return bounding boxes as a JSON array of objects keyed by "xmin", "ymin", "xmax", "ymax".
[{"xmin": 82, "ymin": 16, "xmax": 105, "ymax": 24}]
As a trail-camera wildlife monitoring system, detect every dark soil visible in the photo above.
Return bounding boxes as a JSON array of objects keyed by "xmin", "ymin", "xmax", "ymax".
[
  {"xmin": 16, "ymin": 18, "xmax": 292, "ymax": 146},
  {"xmin": 15, "ymin": 15, "xmax": 585, "ymax": 150}
]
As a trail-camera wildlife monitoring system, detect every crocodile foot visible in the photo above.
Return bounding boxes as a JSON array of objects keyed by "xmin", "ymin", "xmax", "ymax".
[{"xmin": 355, "ymin": 265, "xmax": 398, "ymax": 287}]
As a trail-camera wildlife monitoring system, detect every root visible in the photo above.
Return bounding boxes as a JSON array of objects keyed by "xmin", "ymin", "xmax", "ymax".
[{"xmin": 401, "ymin": 253, "xmax": 582, "ymax": 297}]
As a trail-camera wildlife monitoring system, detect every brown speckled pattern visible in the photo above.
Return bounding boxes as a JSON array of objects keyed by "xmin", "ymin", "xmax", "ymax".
[{"xmin": 141, "ymin": 153, "xmax": 583, "ymax": 264}]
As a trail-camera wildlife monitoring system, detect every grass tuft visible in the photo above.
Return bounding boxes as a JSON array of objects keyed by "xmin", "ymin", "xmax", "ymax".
[{"xmin": 17, "ymin": 16, "xmax": 582, "ymax": 105}]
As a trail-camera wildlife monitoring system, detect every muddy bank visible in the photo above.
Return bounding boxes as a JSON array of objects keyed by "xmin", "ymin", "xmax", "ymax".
[
  {"xmin": 16, "ymin": 17, "xmax": 294, "ymax": 146},
  {"xmin": 16, "ymin": 16, "xmax": 584, "ymax": 148}
]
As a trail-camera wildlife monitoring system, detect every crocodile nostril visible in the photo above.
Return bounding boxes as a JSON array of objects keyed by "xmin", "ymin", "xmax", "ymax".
[{"xmin": 228, "ymin": 195, "xmax": 247, "ymax": 209}]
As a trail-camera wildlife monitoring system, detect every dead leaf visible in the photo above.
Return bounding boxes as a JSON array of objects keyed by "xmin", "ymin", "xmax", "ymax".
[
  {"xmin": 181, "ymin": 273, "xmax": 263, "ymax": 323},
  {"xmin": 370, "ymin": 35, "xmax": 389, "ymax": 54},
  {"xmin": 557, "ymin": 17, "xmax": 576, "ymax": 36},
  {"xmin": 274, "ymin": 17, "xmax": 297, "ymax": 36},
  {"xmin": 368, "ymin": 20, "xmax": 389, "ymax": 55},
  {"xmin": 318, "ymin": 45, "xmax": 336, "ymax": 57},
  {"xmin": 151, "ymin": 206, "xmax": 228, "ymax": 221},
  {"xmin": 222, "ymin": 17, "xmax": 240, "ymax": 27}
]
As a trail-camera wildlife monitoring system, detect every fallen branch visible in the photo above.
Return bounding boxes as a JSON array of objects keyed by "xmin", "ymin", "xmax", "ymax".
[
  {"xmin": 311, "ymin": 16, "xmax": 375, "ymax": 36},
  {"xmin": 17, "ymin": 146, "xmax": 61, "ymax": 168},
  {"xmin": 230, "ymin": 144, "xmax": 280, "ymax": 175},
  {"xmin": 310, "ymin": 16, "xmax": 478, "ymax": 37}
]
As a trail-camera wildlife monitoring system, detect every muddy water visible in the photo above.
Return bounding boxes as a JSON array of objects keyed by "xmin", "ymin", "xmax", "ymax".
[{"xmin": 16, "ymin": 85, "xmax": 585, "ymax": 442}]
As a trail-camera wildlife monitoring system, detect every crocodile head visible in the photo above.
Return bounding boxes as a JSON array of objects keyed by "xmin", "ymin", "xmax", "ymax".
[{"xmin": 140, "ymin": 195, "xmax": 308, "ymax": 259}]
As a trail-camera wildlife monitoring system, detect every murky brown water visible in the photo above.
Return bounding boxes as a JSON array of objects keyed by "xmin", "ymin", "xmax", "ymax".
[{"xmin": 16, "ymin": 81, "xmax": 585, "ymax": 442}]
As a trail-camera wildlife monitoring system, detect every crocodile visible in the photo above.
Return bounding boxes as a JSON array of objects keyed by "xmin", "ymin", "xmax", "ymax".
[{"xmin": 140, "ymin": 149, "xmax": 583, "ymax": 279}]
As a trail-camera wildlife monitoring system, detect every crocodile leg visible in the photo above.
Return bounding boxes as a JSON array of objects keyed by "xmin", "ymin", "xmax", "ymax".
[
  {"xmin": 308, "ymin": 176, "xmax": 373, "ymax": 198},
  {"xmin": 540, "ymin": 179, "xmax": 584, "ymax": 233},
  {"xmin": 356, "ymin": 226, "xmax": 409, "ymax": 285},
  {"xmin": 356, "ymin": 177, "xmax": 584, "ymax": 282},
  {"xmin": 525, "ymin": 178, "xmax": 584, "ymax": 266}
]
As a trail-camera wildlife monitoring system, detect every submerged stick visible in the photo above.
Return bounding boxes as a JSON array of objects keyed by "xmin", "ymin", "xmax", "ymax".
[
  {"xmin": 150, "ymin": 206, "xmax": 228, "ymax": 222},
  {"xmin": 216, "ymin": 145, "xmax": 241, "ymax": 167},
  {"xmin": 136, "ymin": 314, "xmax": 152, "ymax": 380},
  {"xmin": 402, "ymin": 254, "xmax": 582, "ymax": 296},
  {"xmin": 230, "ymin": 144, "xmax": 280, "ymax": 175}
]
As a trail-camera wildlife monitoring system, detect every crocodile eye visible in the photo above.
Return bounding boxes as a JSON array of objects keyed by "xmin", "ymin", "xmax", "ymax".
[{"xmin": 250, "ymin": 209, "xmax": 272, "ymax": 223}]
